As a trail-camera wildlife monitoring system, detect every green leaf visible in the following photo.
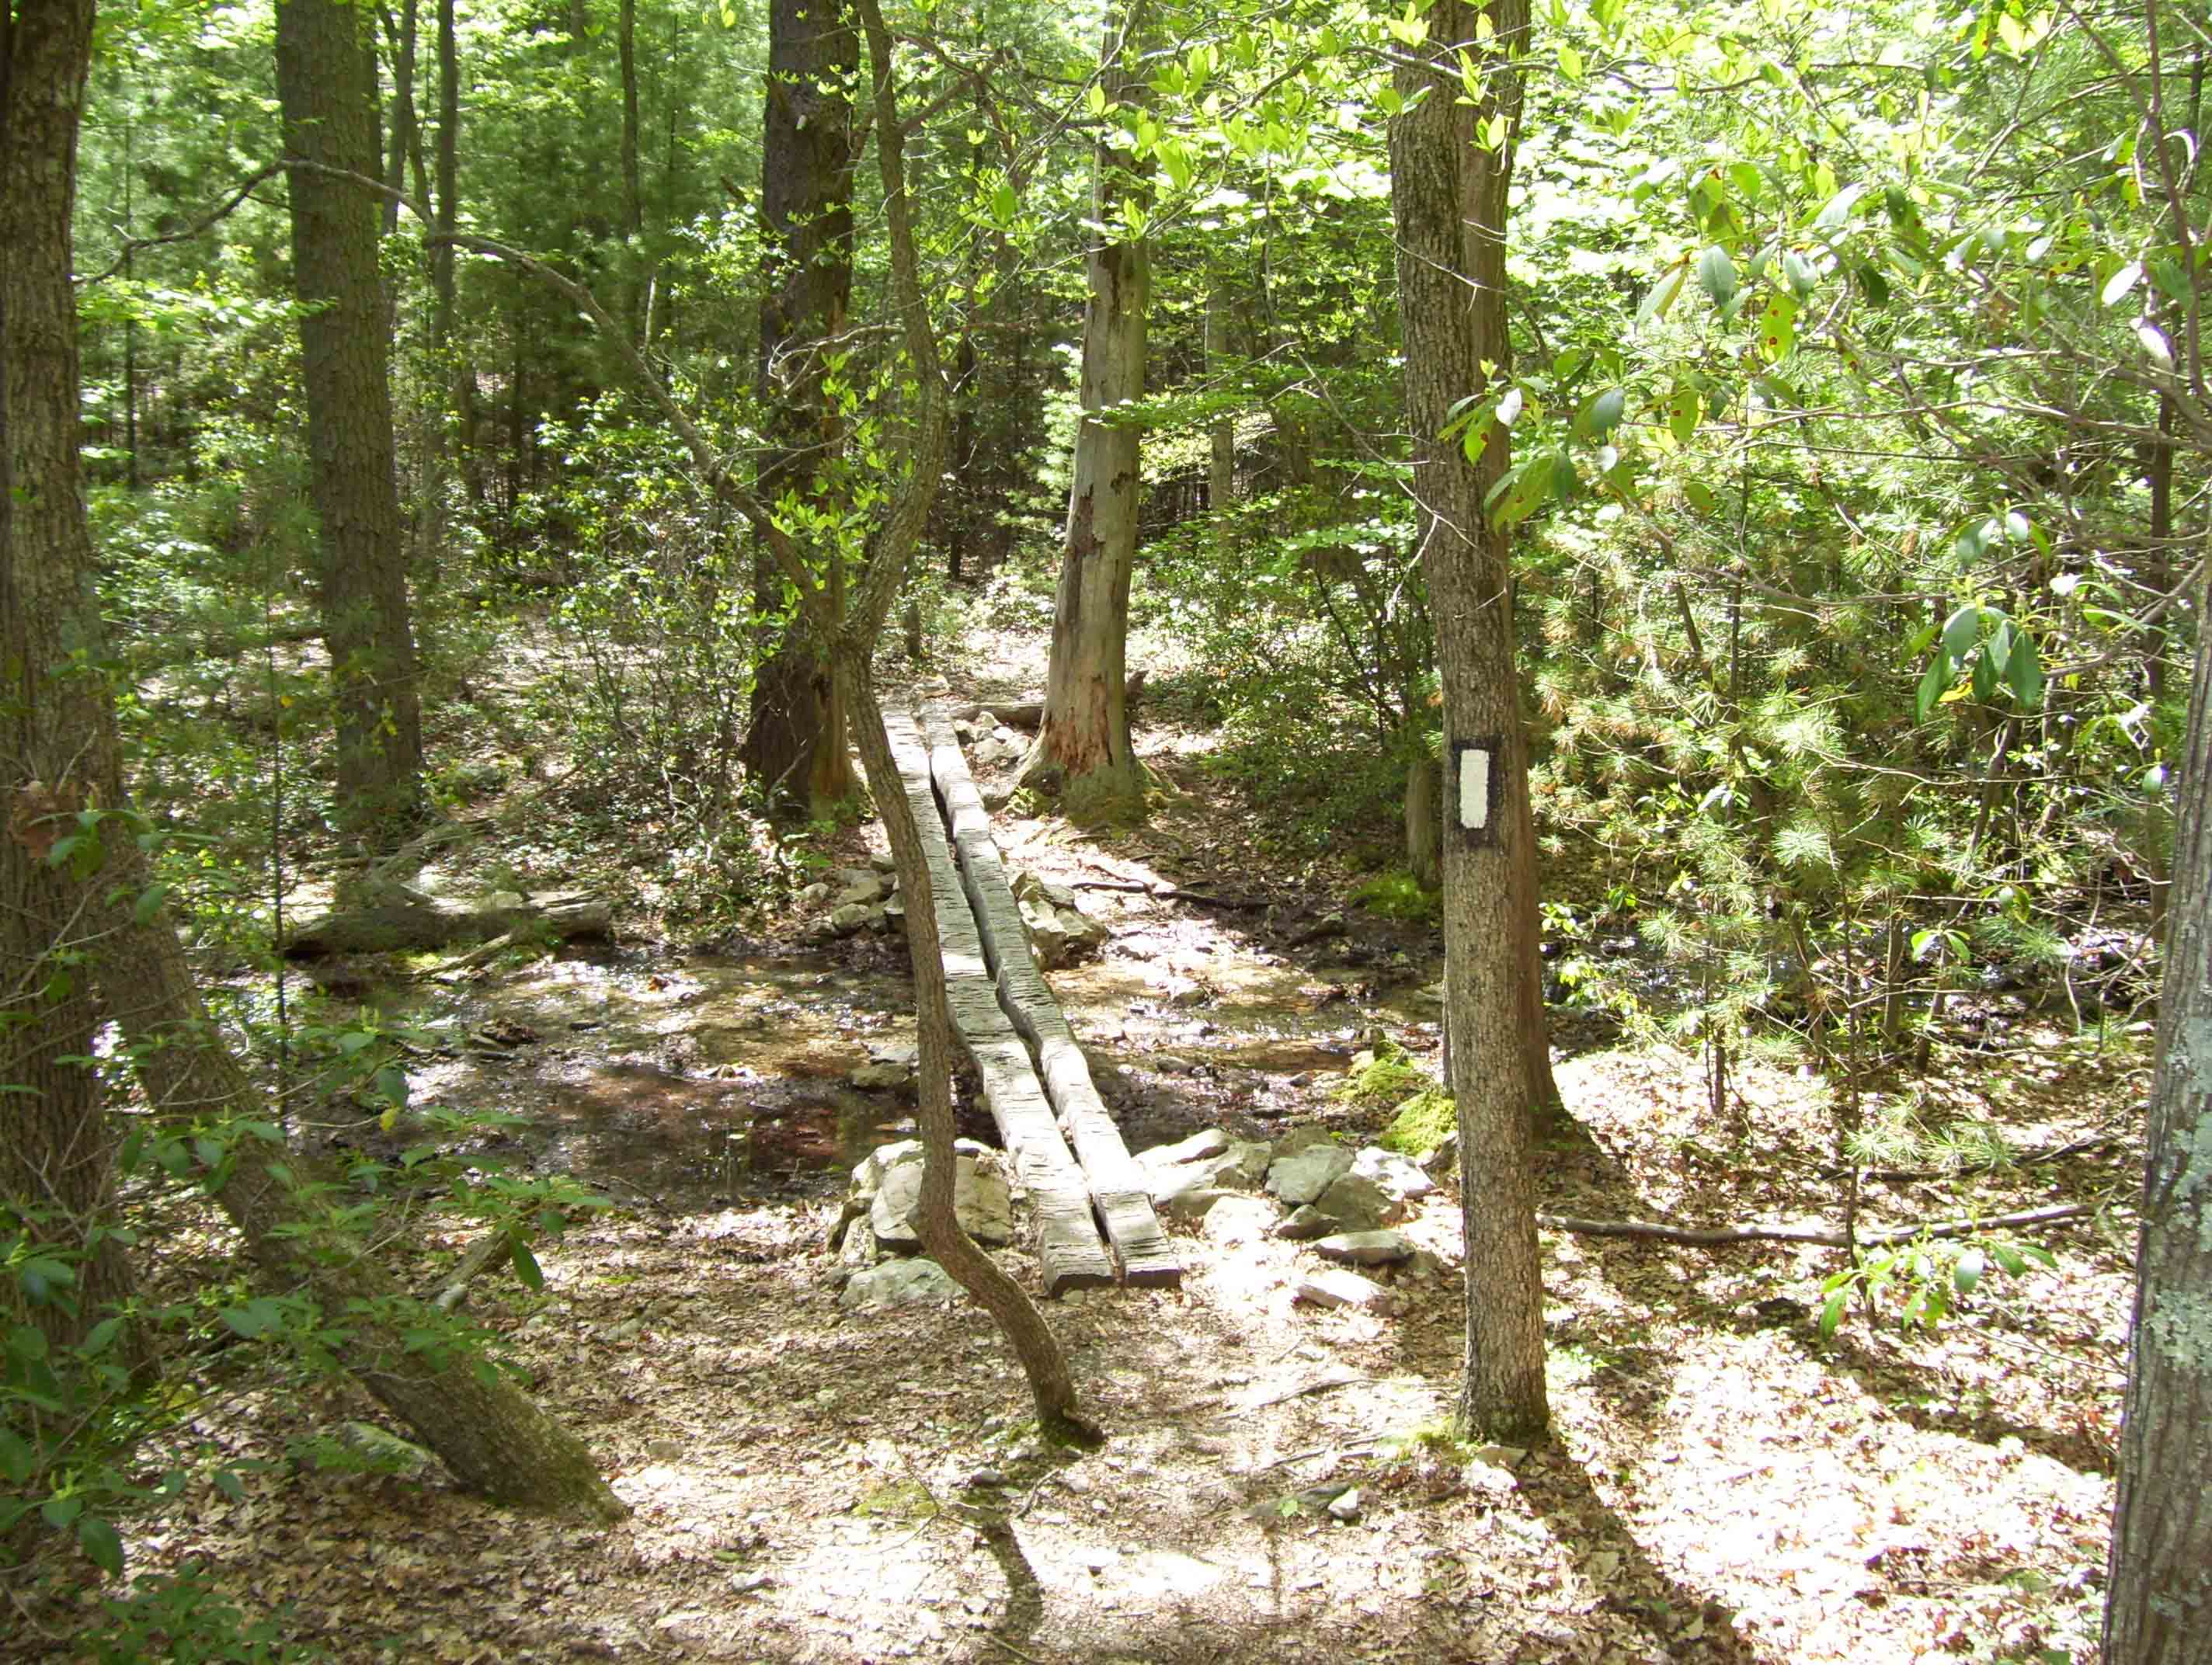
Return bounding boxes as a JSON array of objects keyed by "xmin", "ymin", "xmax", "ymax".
[
  {"xmin": 1683, "ymin": 478, "xmax": 1718, "ymax": 513},
  {"xmin": 1782, "ymin": 251, "xmax": 1817, "ymax": 299},
  {"xmin": 1755, "ymin": 292, "xmax": 1798, "ymax": 360},
  {"xmin": 510, "ymin": 1236, "xmax": 545, "ymax": 1293},
  {"xmin": 1952, "ymin": 1248, "xmax": 1986, "ymax": 1295},
  {"xmin": 1637, "ymin": 263, "xmax": 1685, "ymax": 325},
  {"xmin": 374, "ymin": 1066, "xmax": 410, "ymax": 1108},
  {"xmin": 0, "ymin": 1427, "xmax": 32, "ymax": 1486},
  {"xmin": 1818, "ymin": 1288, "xmax": 1849, "ymax": 1340},
  {"xmin": 77, "ymin": 1515, "xmax": 124, "ymax": 1577},
  {"xmin": 133, "ymin": 882, "xmax": 171, "ymax": 926},
  {"xmin": 1577, "ymin": 388, "xmax": 1626, "ymax": 437},
  {"xmin": 1856, "ymin": 263, "xmax": 1891, "ymax": 306},
  {"xmin": 989, "ymin": 182, "xmax": 1017, "ymax": 227},
  {"xmin": 1941, "ymin": 604, "xmax": 1984, "ymax": 662},
  {"xmin": 1696, "ymin": 245, "xmax": 1737, "ymax": 308},
  {"xmin": 42, "ymin": 1494, "xmax": 82, "ymax": 1530},
  {"xmin": 1916, "ymin": 652, "xmax": 1950, "ymax": 723},
  {"xmin": 1668, "ymin": 387, "xmax": 1700, "ymax": 446},
  {"xmin": 1814, "ymin": 182, "xmax": 1869, "ymax": 231},
  {"xmin": 2007, "ymin": 631, "xmax": 2045, "ymax": 709},
  {"xmin": 1971, "ymin": 644, "xmax": 1998, "ymax": 701},
  {"xmin": 1988, "ymin": 1242, "xmax": 2027, "ymax": 1276}
]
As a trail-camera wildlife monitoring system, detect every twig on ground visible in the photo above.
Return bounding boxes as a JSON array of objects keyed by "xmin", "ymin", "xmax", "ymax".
[{"xmin": 1535, "ymin": 1201, "xmax": 2095, "ymax": 1249}]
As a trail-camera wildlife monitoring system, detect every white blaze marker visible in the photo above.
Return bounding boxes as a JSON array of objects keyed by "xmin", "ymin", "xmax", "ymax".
[{"xmin": 1459, "ymin": 747, "xmax": 1492, "ymax": 831}]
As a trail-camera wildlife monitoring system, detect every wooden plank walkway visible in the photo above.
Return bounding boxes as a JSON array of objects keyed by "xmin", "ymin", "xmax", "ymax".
[
  {"xmin": 884, "ymin": 711, "xmax": 1115, "ymax": 1296},
  {"xmin": 920, "ymin": 710, "xmax": 1182, "ymax": 1289}
]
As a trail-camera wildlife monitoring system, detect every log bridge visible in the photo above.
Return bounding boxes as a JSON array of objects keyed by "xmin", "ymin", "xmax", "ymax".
[{"xmin": 886, "ymin": 707, "xmax": 1181, "ymax": 1295}]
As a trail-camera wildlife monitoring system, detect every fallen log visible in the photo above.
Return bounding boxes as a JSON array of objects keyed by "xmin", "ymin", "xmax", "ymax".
[
  {"xmin": 286, "ymin": 892, "xmax": 610, "ymax": 958},
  {"xmin": 1534, "ymin": 1201, "xmax": 2094, "ymax": 1250},
  {"xmin": 978, "ymin": 669, "xmax": 1146, "ymax": 732}
]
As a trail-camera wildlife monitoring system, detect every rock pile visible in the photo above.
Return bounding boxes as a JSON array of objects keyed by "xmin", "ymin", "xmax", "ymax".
[
  {"xmin": 833, "ymin": 1139, "xmax": 1014, "ymax": 1309},
  {"xmin": 1136, "ymin": 1124, "xmax": 1443, "ymax": 1312},
  {"xmin": 833, "ymin": 1123, "xmax": 1447, "ymax": 1315}
]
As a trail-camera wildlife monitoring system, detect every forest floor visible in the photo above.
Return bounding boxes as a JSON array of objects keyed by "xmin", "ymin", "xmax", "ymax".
[{"xmin": 8, "ymin": 606, "xmax": 2148, "ymax": 1665}]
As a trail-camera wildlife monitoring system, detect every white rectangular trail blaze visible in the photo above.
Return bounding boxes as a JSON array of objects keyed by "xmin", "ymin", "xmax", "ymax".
[{"xmin": 1459, "ymin": 746, "xmax": 1492, "ymax": 831}]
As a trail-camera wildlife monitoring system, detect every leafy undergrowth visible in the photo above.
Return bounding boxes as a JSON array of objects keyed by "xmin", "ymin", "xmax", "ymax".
[{"xmin": 4, "ymin": 612, "xmax": 2144, "ymax": 1664}]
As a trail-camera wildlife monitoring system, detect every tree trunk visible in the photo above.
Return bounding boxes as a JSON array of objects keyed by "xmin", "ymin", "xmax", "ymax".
[
  {"xmin": 381, "ymin": 0, "xmax": 419, "ymax": 237},
  {"xmin": 1388, "ymin": 0, "xmax": 1552, "ymax": 1445},
  {"xmin": 275, "ymin": 0, "xmax": 426, "ymax": 836},
  {"xmin": 842, "ymin": 0, "xmax": 1094, "ymax": 1443},
  {"xmin": 2102, "ymin": 608, "xmax": 2212, "ymax": 1663},
  {"xmin": 1017, "ymin": 0, "xmax": 1150, "ymax": 827},
  {"xmin": 617, "ymin": 0, "xmax": 643, "ymax": 340},
  {"xmin": 1406, "ymin": 746, "xmax": 1442, "ymax": 892},
  {"xmin": 739, "ymin": 0, "xmax": 859, "ymax": 817},
  {"xmin": 108, "ymin": 912, "xmax": 629, "ymax": 1521},
  {"xmin": 0, "ymin": 0, "xmax": 136, "ymax": 1356},
  {"xmin": 2, "ymin": 0, "xmax": 624, "ymax": 1521},
  {"xmin": 1207, "ymin": 280, "xmax": 1235, "ymax": 535}
]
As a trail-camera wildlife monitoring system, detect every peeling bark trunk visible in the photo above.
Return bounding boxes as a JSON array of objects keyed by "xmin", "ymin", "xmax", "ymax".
[
  {"xmin": 2103, "ymin": 607, "xmax": 2212, "ymax": 1663},
  {"xmin": 276, "ymin": 0, "xmax": 426, "ymax": 836},
  {"xmin": 1018, "ymin": 0, "xmax": 1150, "ymax": 827},
  {"xmin": 1388, "ymin": 0, "xmax": 1552, "ymax": 1445}
]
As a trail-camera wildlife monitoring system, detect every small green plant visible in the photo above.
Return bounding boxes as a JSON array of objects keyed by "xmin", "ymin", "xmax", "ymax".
[
  {"xmin": 1817, "ymin": 1232, "xmax": 2057, "ymax": 1339},
  {"xmin": 1380, "ymin": 1089, "xmax": 1456, "ymax": 1156}
]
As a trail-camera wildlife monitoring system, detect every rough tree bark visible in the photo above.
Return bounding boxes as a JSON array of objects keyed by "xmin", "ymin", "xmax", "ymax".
[
  {"xmin": 1, "ymin": 0, "xmax": 624, "ymax": 1520},
  {"xmin": 617, "ymin": 0, "xmax": 643, "ymax": 339},
  {"xmin": 380, "ymin": 0, "xmax": 419, "ymax": 236},
  {"xmin": 739, "ymin": 0, "xmax": 860, "ymax": 816},
  {"xmin": 0, "ymin": 0, "xmax": 135, "ymax": 1354},
  {"xmin": 1387, "ymin": 0, "xmax": 1554, "ymax": 1444},
  {"xmin": 2102, "ymin": 605, "xmax": 2212, "ymax": 1662},
  {"xmin": 1016, "ymin": 0, "xmax": 1151, "ymax": 826},
  {"xmin": 275, "ymin": 0, "xmax": 426, "ymax": 836}
]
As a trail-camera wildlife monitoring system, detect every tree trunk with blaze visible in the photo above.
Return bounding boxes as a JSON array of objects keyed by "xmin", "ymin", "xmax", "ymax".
[{"xmin": 1387, "ymin": 0, "xmax": 1555, "ymax": 1444}]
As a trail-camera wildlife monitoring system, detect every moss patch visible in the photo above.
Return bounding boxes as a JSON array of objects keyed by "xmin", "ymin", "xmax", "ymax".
[
  {"xmin": 1335, "ymin": 1044, "xmax": 1431, "ymax": 1105},
  {"xmin": 1351, "ymin": 871, "xmax": 1442, "ymax": 922},
  {"xmin": 1381, "ymin": 1089, "xmax": 1456, "ymax": 1156}
]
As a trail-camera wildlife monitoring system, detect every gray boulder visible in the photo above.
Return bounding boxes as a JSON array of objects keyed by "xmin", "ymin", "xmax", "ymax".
[
  {"xmin": 1272, "ymin": 1204, "xmax": 1335, "ymax": 1242},
  {"xmin": 1352, "ymin": 1145, "xmax": 1436, "ymax": 1205},
  {"xmin": 1294, "ymin": 1269, "xmax": 1400, "ymax": 1316},
  {"xmin": 869, "ymin": 1149, "xmax": 1012, "ymax": 1250},
  {"xmin": 840, "ymin": 1259, "xmax": 961, "ymax": 1309},
  {"xmin": 1267, "ymin": 1142, "xmax": 1353, "ymax": 1206},
  {"xmin": 1310, "ymin": 1171, "xmax": 1399, "ymax": 1232},
  {"xmin": 1313, "ymin": 1230, "xmax": 1415, "ymax": 1267},
  {"xmin": 1202, "ymin": 1196, "xmax": 1279, "ymax": 1246}
]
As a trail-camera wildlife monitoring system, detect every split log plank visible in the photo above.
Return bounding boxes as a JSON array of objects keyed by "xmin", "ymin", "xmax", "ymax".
[
  {"xmin": 884, "ymin": 711, "xmax": 1115, "ymax": 1296},
  {"xmin": 920, "ymin": 708, "xmax": 1181, "ymax": 1289}
]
